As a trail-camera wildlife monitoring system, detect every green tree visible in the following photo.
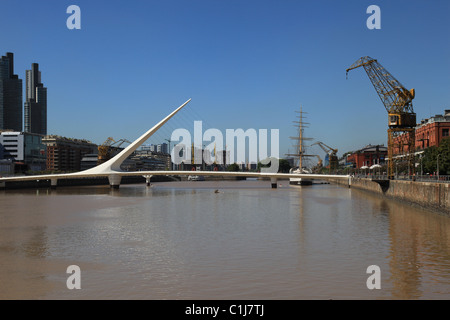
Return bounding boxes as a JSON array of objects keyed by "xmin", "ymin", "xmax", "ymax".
[
  {"xmin": 440, "ymin": 138, "xmax": 450, "ymax": 174},
  {"xmin": 278, "ymin": 159, "xmax": 292, "ymax": 173},
  {"xmin": 227, "ymin": 163, "xmax": 240, "ymax": 172},
  {"xmin": 422, "ymin": 137, "xmax": 450, "ymax": 175},
  {"xmin": 257, "ymin": 157, "xmax": 292, "ymax": 173}
]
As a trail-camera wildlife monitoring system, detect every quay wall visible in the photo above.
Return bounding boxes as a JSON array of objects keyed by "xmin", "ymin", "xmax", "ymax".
[{"xmin": 331, "ymin": 177, "xmax": 450, "ymax": 215}]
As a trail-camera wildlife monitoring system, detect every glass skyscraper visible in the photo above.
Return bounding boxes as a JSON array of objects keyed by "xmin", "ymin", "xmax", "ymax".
[
  {"xmin": 0, "ymin": 52, "xmax": 23, "ymax": 132},
  {"xmin": 24, "ymin": 63, "xmax": 47, "ymax": 135}
]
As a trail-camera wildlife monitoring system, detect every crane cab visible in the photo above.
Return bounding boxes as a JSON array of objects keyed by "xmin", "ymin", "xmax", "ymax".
[{"xmin": 388, "ymin": 113, "xmax": 416, "ymax": 128}]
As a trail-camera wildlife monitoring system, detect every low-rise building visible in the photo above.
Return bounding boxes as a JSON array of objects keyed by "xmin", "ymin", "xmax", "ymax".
[
  {"xmin": 346, "ymin": 144, "xmax": 387, "ymax": 169},
  {"xmin": 133, "ymin": 149, "xmax": 171, "ymax": 170},
  {"xmin": 0, "ymin": 131, "xmax": 46, "ymax": 172},
  {"xmin": 129, "ymin": 152, "xmax": 166, "ymax": 171},
  {"xmin": 80, "ymin": 153, "xmax": 99, "ymax": 171}
]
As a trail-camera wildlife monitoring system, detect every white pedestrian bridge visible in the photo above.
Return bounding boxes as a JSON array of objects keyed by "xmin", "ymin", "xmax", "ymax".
[{"xmin": 0, "ymin": 99, "xmax": 350, "ymax": 189}]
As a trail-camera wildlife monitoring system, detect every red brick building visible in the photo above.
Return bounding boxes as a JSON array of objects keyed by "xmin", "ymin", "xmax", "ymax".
[
  {"xmin": 392, "ymin": 109, "xmax": 450, "ymax": 154},
  {"xmin": 415, "ymin": 111, "xmax": 450, "ymax": 150},
  {"xmin": 346, "ymin": 144, "xmax": 387, "ymax": 169}
]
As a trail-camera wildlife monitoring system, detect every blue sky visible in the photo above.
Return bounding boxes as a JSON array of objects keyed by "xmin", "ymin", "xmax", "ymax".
[{"xmin": 1, "ymin": 0, "xmax": 449, "ymax": 158}]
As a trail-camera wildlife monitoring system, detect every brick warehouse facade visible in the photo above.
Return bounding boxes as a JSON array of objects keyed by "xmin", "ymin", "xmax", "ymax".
[
  {"xmin": 346, "ymin": 144, "xmax": 387, "ymax": 169},
  {"xmin": 392, "ymin": 109, "xmax": 450, "ymax": 154}
]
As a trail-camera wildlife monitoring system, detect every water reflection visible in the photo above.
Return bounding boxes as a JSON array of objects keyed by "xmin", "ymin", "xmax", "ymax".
[
  {"xmin": 388, "ymin": 200, "xmax": 450, "ymax": 299},
  {"xmin": 350, "ymin": 188, "xmax": 450, "ymax": 299}
]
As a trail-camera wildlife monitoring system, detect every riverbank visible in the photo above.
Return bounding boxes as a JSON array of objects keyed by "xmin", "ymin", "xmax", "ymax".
[{"xmin": 331, "ymin": 177, "xmax": 450, "ymax": 216}]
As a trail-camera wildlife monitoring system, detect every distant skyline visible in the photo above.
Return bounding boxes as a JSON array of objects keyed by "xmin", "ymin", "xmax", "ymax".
[{"xmin": 1, "ymin": 0, "xmax": 449, "ymax": 158}]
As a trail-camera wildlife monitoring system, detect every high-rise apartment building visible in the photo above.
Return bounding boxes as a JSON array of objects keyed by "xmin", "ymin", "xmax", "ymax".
[
  {"xmin": 42, "ymin": 135, "xmax": 97, "ymax": 172},
  {"xmin": 0, "ymin": 53, "xmax": 23, "ymax": 132},
  {"xmin": 24, "ymin": 63, "xmax": 47, "ymax": 135}
]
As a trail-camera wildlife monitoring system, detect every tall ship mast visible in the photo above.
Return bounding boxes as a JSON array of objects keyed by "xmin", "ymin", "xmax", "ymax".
[{"xmin": 286, "ymin": 106, "xmax": 316, "ymax": 185}]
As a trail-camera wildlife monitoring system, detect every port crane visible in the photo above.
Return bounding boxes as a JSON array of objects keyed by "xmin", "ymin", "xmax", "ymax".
[
  {"xmin": 311, "ymin": 154, "xmax": 323, "ymax": 173},
  {"xmin": 312, "ymin": 141, "xmax": 338, "ymax": 171},
  {"xmin": 98, "ymin": 137, "xmax": 115, "ymax": 164},
  {"xmin": 112, "ymin": 138, "xmax": 132, "ymax": 149},
  {"xmin": 346, "ymin": 56, "xmax": 416, "ymax": 179},
  {"xmin": 98, "ymin": 137, "xmax": 131, "ymax": 164}
]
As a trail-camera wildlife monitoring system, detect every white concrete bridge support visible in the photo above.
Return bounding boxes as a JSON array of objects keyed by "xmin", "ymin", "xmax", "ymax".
[
  {"xmin": 271, "ymin": 177, "xmax": 277, "ymax": 189},
  {"xmin": 108, "ymin": 174, "xmax": 122, "ymax": 189},
  {"xmin": 144, "ymin": 175, "xmax": 153, "ymax": 186},
  {"xmin": 51, "ymin": 179, "xmax": 58, "ymax": 189}
]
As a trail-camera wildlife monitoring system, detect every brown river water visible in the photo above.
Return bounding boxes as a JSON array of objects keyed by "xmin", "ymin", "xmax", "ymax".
[{"xmin": 0, "ymin": 180, "xmax": 449, "ymax": 299}]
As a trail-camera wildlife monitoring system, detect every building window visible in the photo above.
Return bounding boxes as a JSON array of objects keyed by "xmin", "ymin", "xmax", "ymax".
[{"xmin": 443, "ymin": 129, "xmax": 449, "ymax": 137}]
